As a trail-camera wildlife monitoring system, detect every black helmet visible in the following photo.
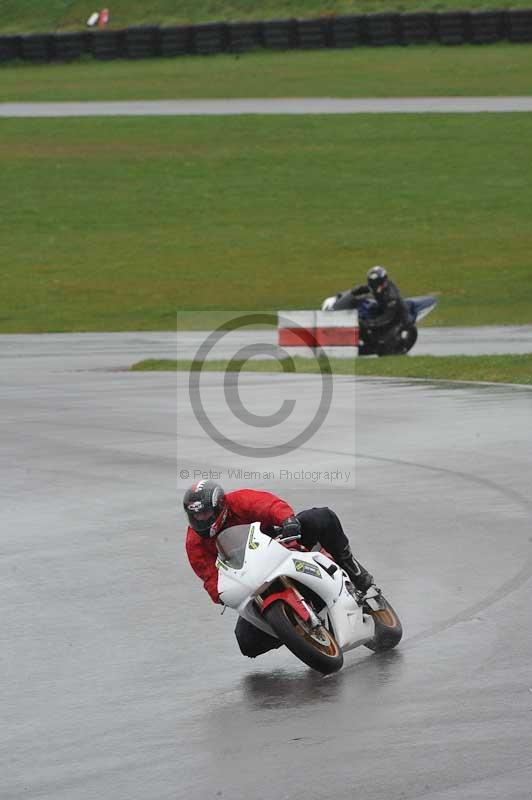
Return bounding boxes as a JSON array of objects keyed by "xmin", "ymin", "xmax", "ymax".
[
  {"xmin": 367, "ymin": 266, "xmax": 388, "ymax": 295},
  {"xmin": 183, "ymin": 480, "xmax": 227, "ymax": 538}
]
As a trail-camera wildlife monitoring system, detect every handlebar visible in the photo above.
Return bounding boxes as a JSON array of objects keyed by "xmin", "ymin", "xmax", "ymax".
[
  {"xmin": 274, "ymin": 533, "xmax": 302, "ymax": 544},
  {"xmin": 271, "ymin": 524, "xmax": 302, "ymax": 544}
]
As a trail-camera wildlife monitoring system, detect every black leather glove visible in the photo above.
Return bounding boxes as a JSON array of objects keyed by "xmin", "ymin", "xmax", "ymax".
[{"xmin": 281, "ymin": 516, "xmax": 301, "ymax": 538}]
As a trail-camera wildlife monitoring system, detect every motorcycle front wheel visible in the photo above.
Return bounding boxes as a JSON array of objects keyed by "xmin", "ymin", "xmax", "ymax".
[{"xmin": 264, "ymin": 600, "xmax": 344, "ymax": 674}]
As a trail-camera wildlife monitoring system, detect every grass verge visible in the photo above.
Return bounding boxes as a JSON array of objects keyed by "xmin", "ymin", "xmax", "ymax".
[
  {"xmin": 1, "ymin": 114, "xmax": 532, "ymax": 332},
  {"xmin": 3, "ymin": 45, "xmax": 532, "ymax": 102},
  {"xmin": 4, "ymin": 1, "xmax": 532, "ymax": 34},
  {"xmin": 131, "ymin": 354, "xmax": 532, "ymax": 385}
]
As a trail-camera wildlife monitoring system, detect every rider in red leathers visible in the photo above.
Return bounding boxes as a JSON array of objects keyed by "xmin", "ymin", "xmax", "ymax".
[{"xmin": 184, "ymin": 480, "xmax": 378, "ymax": 659}]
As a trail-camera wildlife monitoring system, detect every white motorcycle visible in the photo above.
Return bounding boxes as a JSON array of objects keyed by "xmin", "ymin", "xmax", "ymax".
[{"xmin": 217, "ymin": 522, "xmax": 402, "ymax": 674}]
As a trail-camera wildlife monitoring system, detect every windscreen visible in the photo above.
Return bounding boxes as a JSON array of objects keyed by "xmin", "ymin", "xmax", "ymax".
[{"xmin": 216, "ymin": 525, "xmax": 251, "ymax": 570}]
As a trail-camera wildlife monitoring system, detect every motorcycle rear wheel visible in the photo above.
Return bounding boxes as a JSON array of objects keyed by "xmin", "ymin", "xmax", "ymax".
[
  {"xmin": 264, "ymin": 601, "xmax": 344, "ymax": 674},
  {"xmin": 364, "ymin": 597, "xmax": 403, "ymax": 652},
  {"xmin": 375, "ymin": 325, "xmax": 418, "ymax": 357}
]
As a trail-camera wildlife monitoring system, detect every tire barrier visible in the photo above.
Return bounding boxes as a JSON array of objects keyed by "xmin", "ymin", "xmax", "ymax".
[
  {"xmin": 159, "ymin": 26, "xmax": 193, "ymax": 57},
  {"xmin": 0, "ymin": 35, "xmax": 21, "ymax": 62},
  {"xmin": 2, "ymin": 10, "xmax": 532, "ymax": 65},
  {"xmin": 400, "ymin": 13, "xmax": 434, "ymax": 45},
  {"xmin": 297, "ymin": 18, "xmax": 330, "ymax": 49},
  {"xmin": 470, "ymin": 11, "xmax": 506, "ymax": 44},
  {"xmin": 194, "ymin": 23, "xmax": 229, "ymax": 55},
  {"xmin": 124, "ymin": 26, "xmax": 160, "ymax": 59},
  {"xmin": 436, "ymin": 12, "xmax": 470, "ymax": 44},
  {"xmin": 91, "ymin": 29, "xmax": 126, "ymax": 60},
  {"xmin": 331, "ymin": 15, "xmax": 367, "ymax": 48},
  {"xmin": 54, "ymin": 32, "xmax": 90, "ymax": 61},
  {"xmin": 20, "ymin": 33, "xmax": 54, "ymax": 61},
  {"xmin": 227, "ymin": 21, "xmax": 263, "ymax": 53},
  {"xmin": 367, "ymin": 13, "xmax": 401, "ymax": 46},
  {"xmin": 262, "ymin": 18, "xmax": 298, "ymax": 50},
  {"xmin": 507, "ymin": 9, "xmax": 532, "ymax": 41}
]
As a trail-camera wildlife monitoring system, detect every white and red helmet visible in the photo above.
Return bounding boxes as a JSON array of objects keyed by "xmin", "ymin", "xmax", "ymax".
[{"xmin": 183, "ymin": 480, "xmax": 228, "ymax": 538}]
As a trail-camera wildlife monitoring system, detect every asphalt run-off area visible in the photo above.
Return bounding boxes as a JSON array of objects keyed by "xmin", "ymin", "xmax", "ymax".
[{"xmin": 2, "ymin": 96, "xmax": 532, "ymax": 117}]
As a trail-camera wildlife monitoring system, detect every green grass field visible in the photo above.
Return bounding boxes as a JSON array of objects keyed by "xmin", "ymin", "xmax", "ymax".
[
  {"xmin": 131, "ymin": 354, "xmax": 532, "ymax": 385},
  {"xmin": 1, "ymin": 113, "xmax": 531, "ymax": 332},
  {"xmin": 3, "ymin": 45, "xmax": 532, "ymax": 103},
  {"xmin": 3, "ymin": 0, "xmax": 532, "ymax": 34}
]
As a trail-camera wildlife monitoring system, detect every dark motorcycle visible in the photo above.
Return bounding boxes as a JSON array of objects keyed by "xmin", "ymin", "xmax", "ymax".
[{"xmin": 321, "ymin": 290, "xmax": 437, "ymax": 356}]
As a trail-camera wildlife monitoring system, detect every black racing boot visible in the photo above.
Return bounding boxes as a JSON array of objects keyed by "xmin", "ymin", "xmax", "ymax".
[{"xmin": 336, "ymin": 546, "xmax": 377, "ymax": 594}]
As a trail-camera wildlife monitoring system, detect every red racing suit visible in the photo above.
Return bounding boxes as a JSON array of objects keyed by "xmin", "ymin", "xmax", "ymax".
[{"xmin": 185, "ymin": 489, "xmax": 294, "ymax": 603}]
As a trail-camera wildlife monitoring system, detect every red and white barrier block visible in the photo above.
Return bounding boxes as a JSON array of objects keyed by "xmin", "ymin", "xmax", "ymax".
[{"xmin": 277, "ymin": 310, "xmax": 359, "ymax": 359}]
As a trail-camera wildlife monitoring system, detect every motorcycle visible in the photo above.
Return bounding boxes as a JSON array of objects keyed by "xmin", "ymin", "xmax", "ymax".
[
  {"xmin": 216, "ymin": 522, "xmax": 402, "ymax": 675},
  {"xmin": 321, "ymin": 289, "xmax": 438, "ymax": 356}
]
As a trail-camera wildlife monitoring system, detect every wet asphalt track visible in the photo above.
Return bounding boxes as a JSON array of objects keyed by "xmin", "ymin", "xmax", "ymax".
[
  {"xmin": 2, "ymin": 335, "xmax": 532, "ymax": 800},
  {"xmin": 1, "ymin": 325, "xmax": 532, "ymax": 370}
]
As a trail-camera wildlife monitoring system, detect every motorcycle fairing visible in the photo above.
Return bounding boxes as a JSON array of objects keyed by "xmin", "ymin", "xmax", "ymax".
[
  {"xmin": 260, "ymin": 588, "xmax": 311, "ymax": 621},
  {"xmin": 217, "ymin": 523, "xmax": 375, "ymax": 652}
]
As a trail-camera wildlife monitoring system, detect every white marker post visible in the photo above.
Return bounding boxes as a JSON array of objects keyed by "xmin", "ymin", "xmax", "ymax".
[
  {"xmin": 277, "ymin": 310, "xmax": 317, "ymax": 359},
  {"xmin": 315, "ymin": 309, "xmax": 359, "ymax": 359},
  {"xmin": 277, "ymin": 310, "xmax": 359, "ymax": 359}
]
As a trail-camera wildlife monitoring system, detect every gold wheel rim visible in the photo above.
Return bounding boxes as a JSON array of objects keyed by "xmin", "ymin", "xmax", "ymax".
[{"xmin": 286, "ymin": 607, "xmax": 340, "ymax": 657}]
